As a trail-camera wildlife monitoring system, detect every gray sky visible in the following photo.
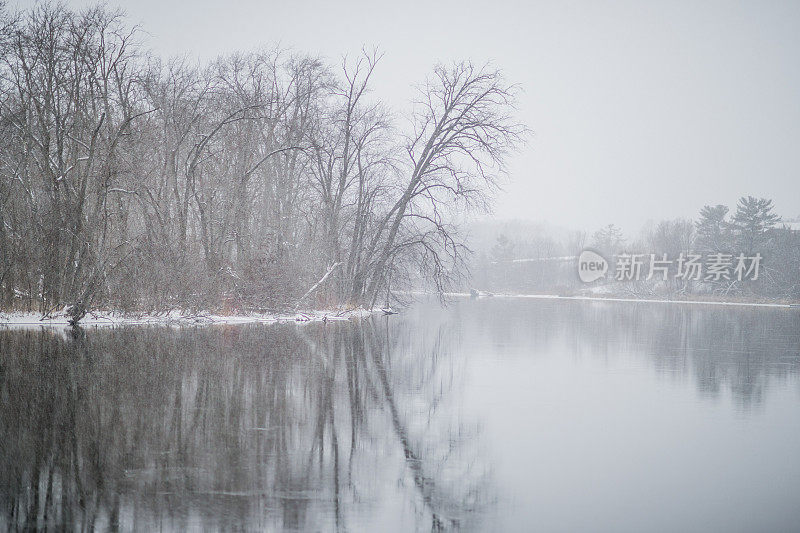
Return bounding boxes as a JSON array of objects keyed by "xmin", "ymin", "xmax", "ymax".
[{"xmin": 18, "ymin": 0, "xmax": 800, "ymax": 233}]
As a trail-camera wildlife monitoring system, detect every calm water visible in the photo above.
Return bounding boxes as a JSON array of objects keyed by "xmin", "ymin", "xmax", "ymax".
[{"xmin": 1, "ymin": 299, "xmax": 799, "ymax": 532}]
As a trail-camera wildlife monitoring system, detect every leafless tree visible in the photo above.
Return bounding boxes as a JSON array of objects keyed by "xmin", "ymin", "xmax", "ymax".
[
  {"xmin": 354, "ymin": 62, "xmax": 525, "ymax": 304},
  {"xmin": 0, "ymin": 4, "xmax": 525, "ymax": 319}
]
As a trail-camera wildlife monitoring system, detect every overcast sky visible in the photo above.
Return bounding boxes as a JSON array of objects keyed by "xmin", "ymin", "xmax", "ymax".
[{"xmin": 16, "ymin": 0, "xmax": 800, "ymax": 234}]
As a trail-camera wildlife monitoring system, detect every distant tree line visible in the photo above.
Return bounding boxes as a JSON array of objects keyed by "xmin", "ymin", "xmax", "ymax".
[
  {"xmin": 686, "ymin": 196, "xmax": 798, "ymax": 298},
  {"xmin": 0, "ymin": 3, "xmax": 524, "ymax": 317},
  {"xmin": 471, "ymin": 196, "xmax": 800, "ymax": 300}
]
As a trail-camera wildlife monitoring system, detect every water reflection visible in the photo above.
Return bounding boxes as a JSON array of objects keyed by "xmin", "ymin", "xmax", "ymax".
[
  {"xmin": 0, "ymin": 318, "xmax": 488, "ymax": 532},
  {"xmin": 437, "ymin": 299, "xmax": 800, "ymax": 407},
  {"xmin": 1, "ymin": 300, "xmax": 799, "ymax": 531}
]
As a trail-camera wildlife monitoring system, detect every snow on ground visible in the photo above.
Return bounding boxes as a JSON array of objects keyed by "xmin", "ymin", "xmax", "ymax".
[
  {"xmin": 397, "ymin": 290, "xmax": 799, "ymax": 309},
  {"xmin": 0, "ymin": 307, "xmax": 380, "ymax": 329},
  {"xmin": 491, "ymin": 293, "xmax": 799, "ymax": 308}
]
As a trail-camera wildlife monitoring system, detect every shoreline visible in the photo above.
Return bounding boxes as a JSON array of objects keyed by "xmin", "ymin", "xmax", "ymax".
[
  {"xmin": 401, "ymin": 291, "xmax": 800, "ymax": 309},
  {"xmin": 0, "ymin": 307, "xmax": 381, "ymax": 329},
  {"xmin": 490, "ymin": 293, "xmax": 799, "ymax": 308},
  {"xmin": 3, "ymin": 290, "xmax": 797, "ymax": 329}
]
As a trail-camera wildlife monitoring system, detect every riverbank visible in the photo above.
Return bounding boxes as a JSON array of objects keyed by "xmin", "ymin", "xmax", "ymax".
[
  {"xmin": 0, "ymin": 307, "xmax": 380, "ymax": 328},
  {"xmin": 492, "ymin": 293, "xmax": 800, "ymax": 308},
  {"xmin": 401, "ymin": 290, "xmax": 800, "ymax": 309}
]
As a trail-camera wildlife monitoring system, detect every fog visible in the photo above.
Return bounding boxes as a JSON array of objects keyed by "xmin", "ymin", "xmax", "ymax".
[
  {"xmin": 2, "ymin": 3, "xmax": 799, "ymax": 530},
  {"xmin": 18, "ymin": 0, "xmax": 800, "ymax": 232}
]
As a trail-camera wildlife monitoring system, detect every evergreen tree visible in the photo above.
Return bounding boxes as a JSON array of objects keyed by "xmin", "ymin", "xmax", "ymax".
[
  {"xmin": 592, "ymin": 224, "xmax": 625, "ymax": 256},
  {"xmin": 491, "ymin": 234, "xmax": 516, "ymax": 262},
  {"xmin": 730, "ymin": 196, "xmax": 780, "ymax": 253},
  {"xmin": 695, "ymin": 205, "xmax": 730, "ymax": 252}
]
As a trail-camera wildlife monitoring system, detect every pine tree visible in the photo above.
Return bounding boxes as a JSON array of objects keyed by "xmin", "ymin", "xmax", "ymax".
[
  {"xmin": 730, "ymin": 196, "xmax": 780, "ymax": 253},
  {"xmin": 592, "ymin": 224, "xmax": 625, "ymax": 256},
  {"xmin": 695, "ymin": 205, "xmax": 730, "ymax": 252},
  {"xmin": 491, "ymin": 234, "xmax": 516, "ymax": 262}
]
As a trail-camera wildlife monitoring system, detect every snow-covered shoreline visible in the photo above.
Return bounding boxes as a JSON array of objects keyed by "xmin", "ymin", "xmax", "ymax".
[
  {"xmin": 4, "ymin": 289, "xmax": 796, "ymax": 330},
  {"xmin": 0, "ymin": 307, "xmax": 382, "ymax": 329},
  {"xmin": 400, "ymin": 290, "xmax": 800, "ymax": 309},
  {"xmin": 489, "ymin": 293, "xmax": 800, "ymax": 308}
]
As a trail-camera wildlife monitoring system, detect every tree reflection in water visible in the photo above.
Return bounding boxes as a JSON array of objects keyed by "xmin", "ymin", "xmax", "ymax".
[
  {"xmin": 0, "ymin": 317, "xmax": 489, "ymax": 531},
  {"xmin": 454, "ymin": 298, "xmax": 800, "ymax": 408},
  {"xmin": 3, "ymin": 300, "xmax": 798, "ymax": 531}
]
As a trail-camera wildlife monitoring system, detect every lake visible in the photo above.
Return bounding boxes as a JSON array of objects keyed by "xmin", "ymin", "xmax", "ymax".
[{"xmin": 1, "ymin": 298, "xmax": 799, "ymax": 532}]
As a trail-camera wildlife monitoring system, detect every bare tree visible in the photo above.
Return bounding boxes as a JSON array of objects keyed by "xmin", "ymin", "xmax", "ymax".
[
  {"xmin": 354, "ymin": 62, "xmax": 525, "ymax": 304},
  {"xmin": 0, "ymin": 4, "xmax": 527, "ymax": 319}
]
